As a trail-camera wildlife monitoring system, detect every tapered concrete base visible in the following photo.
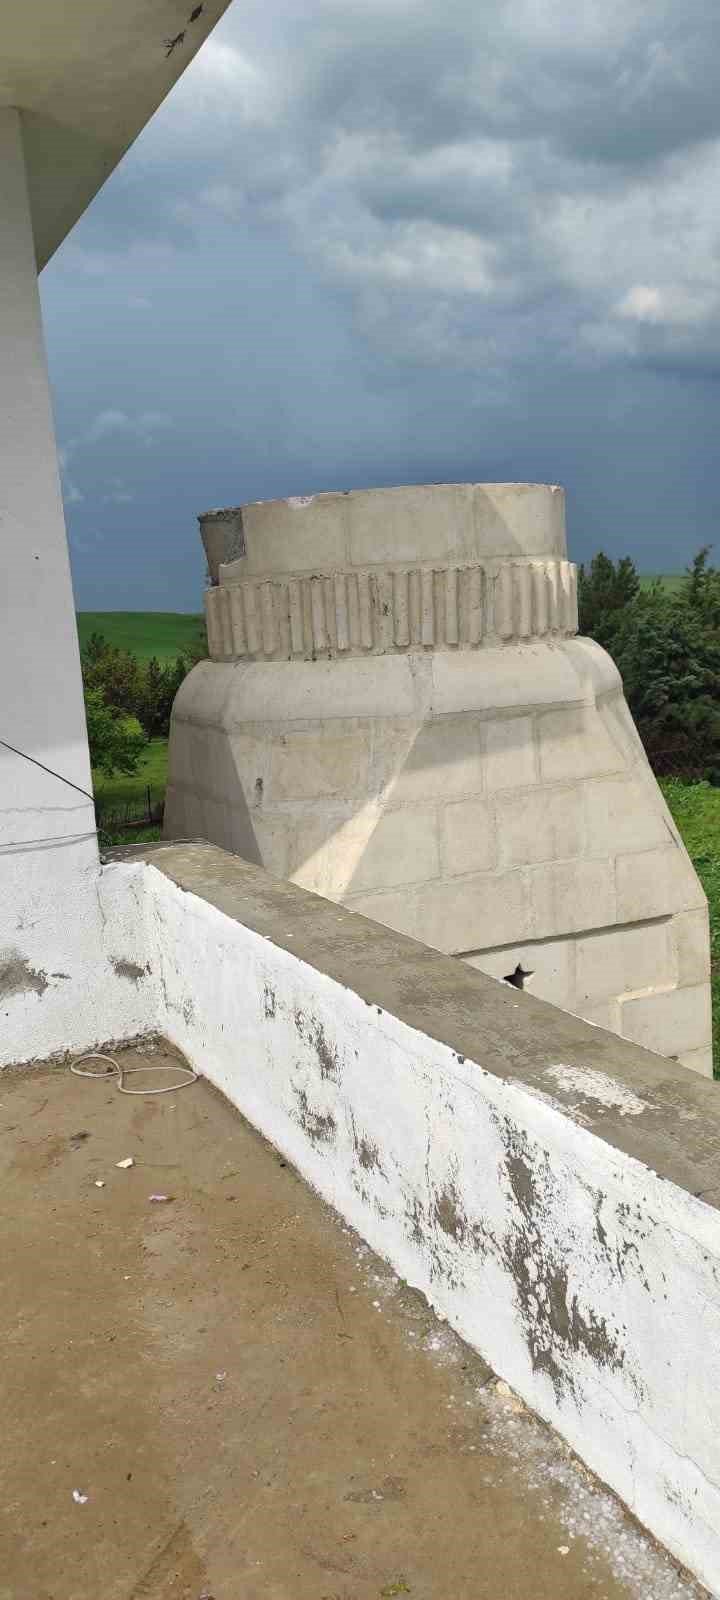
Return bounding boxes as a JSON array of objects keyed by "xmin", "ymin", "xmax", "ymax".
[
  {"xmin": 165, "ymin": 634, "xmax": 712, "ymax": 1075},
  {"xmin": 166, "ymin": 483, "xmax": 712, "ymax": 1074}
]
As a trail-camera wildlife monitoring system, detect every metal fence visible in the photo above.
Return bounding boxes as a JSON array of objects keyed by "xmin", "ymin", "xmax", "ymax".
[{"xmin": 95, "ymin": 785, "xmax": 165, "ymax": 834}]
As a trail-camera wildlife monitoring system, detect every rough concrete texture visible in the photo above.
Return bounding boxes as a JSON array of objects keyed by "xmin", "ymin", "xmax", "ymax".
[
  {"xmin": 164, "ymin": 483, "xmax": 711, "ymax": 1075},
  {"xmin": 103, "ymin": 844, "xmax": 720, "ymax": 1592},
  {"xmin": 0, "ymin": 1051, "xmax": 708, "ymax": 1600}
]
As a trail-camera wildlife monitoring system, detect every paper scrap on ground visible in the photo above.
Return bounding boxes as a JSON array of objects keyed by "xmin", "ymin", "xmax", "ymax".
[{"xmin": 116, "ymin": 1157, "xmax": 134, "ymax": 1169}]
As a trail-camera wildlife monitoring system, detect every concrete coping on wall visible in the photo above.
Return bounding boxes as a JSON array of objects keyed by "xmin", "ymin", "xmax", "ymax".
[{"xmin": 112, "ymin": 839, "xmax": 719, "ymax": 1203}]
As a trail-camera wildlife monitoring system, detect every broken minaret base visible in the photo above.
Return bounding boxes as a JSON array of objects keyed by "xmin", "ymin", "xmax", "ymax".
[{"xmin": 165, "ymin": 483, "xmax": 712, "ymax": 1075}]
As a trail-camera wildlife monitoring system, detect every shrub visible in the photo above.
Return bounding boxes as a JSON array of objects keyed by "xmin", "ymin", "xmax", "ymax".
[
  {"xmin": 578, "ymin": 550, "xmax": 720, "ymax": 783},
  {"xmin": 84, "ymin": 689, "xmax": 146, "ymax": 777}
]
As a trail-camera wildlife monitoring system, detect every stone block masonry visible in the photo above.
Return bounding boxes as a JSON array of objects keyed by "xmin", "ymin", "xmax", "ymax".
[{"xmin": 165, "ymin": 483, "xmax": 712, "ymax": 1076}]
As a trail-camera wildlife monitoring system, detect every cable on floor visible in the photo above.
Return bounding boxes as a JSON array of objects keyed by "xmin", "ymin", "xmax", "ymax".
[{"xmin": 69, "ymin": 1052, "xmax": 197, "ymax": 1095}]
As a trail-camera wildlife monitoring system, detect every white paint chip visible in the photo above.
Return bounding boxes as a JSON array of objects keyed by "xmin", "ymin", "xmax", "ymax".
[
  {"xmin": 544, "ymin": 1064, "xmax": 647, "ymax": 1116},
  {"xmin": 116, "ymin": 1156, "xmax": 134, "ymax": 1169},
  {"xmin": 72, "ymin": 1490, "xmax": 88, "ymax": 1505}
]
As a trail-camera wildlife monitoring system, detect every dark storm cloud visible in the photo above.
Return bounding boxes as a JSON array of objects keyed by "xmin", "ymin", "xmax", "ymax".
[{"xmin": 39, "ymin": 0, "xmax": 720, "ymax": 608}]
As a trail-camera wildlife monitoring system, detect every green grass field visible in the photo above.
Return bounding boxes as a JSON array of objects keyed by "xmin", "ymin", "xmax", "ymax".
[
  {"xmin": 638, "ymin": 573, "xmax": 685, "ymax": 595},
  {"xmin": 77, "ymin": 611, "xmax": 203, "ymax": 663},
  {"xmin": 661, "ymin": 779, "xmax": 720, "ymax": 1069},
  {"xmin": 94, "ymin": 736, "xmax": 168, "ymax": 812}
]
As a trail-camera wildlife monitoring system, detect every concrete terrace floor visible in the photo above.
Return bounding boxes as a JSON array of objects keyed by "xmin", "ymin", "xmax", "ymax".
[{"xmin": 0, "ymin": 1044, "xmax": 709, "ymax": 1600}]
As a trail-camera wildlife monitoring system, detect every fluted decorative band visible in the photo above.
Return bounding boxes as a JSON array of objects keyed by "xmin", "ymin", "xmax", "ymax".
[{"xmin": 205, "ymin": 560, "xmax": 578, "ymax": 661}]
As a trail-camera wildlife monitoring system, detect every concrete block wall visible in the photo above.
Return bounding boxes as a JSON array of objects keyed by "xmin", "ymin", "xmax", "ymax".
[
  {"xmin": 166, "ymin": 636, "xmax": 711, "ymax": 1076},
  {"xmin": 165, "ymin": 484, "xmax": 712, "ymax": 1076}
]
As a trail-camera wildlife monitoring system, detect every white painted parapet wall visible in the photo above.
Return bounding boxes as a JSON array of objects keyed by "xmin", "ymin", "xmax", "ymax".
[
  {"xmin": 166, "ymin": 484, "xmax": 712, "ymax": 1075},
  {"xmin": 5, "ymin": 832, "xmax": 720, "ymax": 1588},
  {"xmin": 106, "ymin": 843, "xmax": 720, "ymax": 1595}
]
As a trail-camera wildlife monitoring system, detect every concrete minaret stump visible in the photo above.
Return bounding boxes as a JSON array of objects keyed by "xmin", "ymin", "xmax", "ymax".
[{"xmin": 165, "ymin": 483, "xmax": 712, "ymax": 1075}]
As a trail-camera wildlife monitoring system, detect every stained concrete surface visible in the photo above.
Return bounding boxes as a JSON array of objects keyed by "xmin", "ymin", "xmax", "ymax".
[{"xmin": 0, "ymin": 1045, "xmax": 708, "ymax": 1600}]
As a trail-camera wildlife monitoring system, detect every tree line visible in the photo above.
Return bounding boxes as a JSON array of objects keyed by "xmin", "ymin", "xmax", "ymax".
[
  {"xmin": 82, "ymin": 626, "xmax": 206, "ymax": 775},
  {"xmin": 578, "ymin": 548, "xmax": 720, "ymax": 783}
]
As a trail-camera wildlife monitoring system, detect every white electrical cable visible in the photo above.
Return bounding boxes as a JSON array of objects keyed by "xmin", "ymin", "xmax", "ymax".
[{"xmin": 69, "ymin": 1052, "xmax": 197, "ymax": 1095}]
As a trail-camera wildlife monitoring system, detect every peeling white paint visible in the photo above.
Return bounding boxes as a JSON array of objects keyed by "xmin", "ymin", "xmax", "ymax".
[
  {"xmin": 509, "ymin": 1079, "xmax": 593, "ymax": 1127},
  {"xmin": 544, "ymin": 1064, "xmax": 648, "ymax": 1117}
]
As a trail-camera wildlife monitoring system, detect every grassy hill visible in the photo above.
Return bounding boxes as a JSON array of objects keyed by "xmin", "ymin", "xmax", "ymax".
[
  {"xmin": 77, "ymin": 611, "xmax": 203, "ymax": 664},
  {"xmin": 661, "ymin": 780, "xmax": 720, "ymax": 1071},
  {"xmin": 638, "ymin": 573, "xmax": 685, "ymax": 595},
  {"xmin": 94, "ymin": 737, "xmax": 169, "ymax": 808}
]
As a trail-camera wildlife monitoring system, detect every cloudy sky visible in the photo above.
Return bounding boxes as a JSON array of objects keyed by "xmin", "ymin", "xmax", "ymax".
[{"xmin": 41, "ymin": 0, "xmax": 720, "ymax": 611}]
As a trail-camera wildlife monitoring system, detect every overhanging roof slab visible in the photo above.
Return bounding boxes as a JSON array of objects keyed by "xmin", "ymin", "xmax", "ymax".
[{"xmin": 0, "ymin": 0, "xmax": 233, "ymax": 267}]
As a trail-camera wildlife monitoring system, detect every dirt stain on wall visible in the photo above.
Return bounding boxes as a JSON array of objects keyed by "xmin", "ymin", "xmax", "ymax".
[
  {"xmin": 112, "ymin": 958, "xmax": 150, "ymax": 983},
  {"xmin": 294, "ymin": 1007, "xmax": 342, "ymax": 1083},
  {"xmin": 0, "ymin": 952, "xmax": 48, "ymax": 999},
  {"xmin": 294, "ymin": 1087, "xmax": 337, "ymax": 1146},
  {"xmin": 499, "ymin": 1122, "xmax": 629, "ymax": 1401}
]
